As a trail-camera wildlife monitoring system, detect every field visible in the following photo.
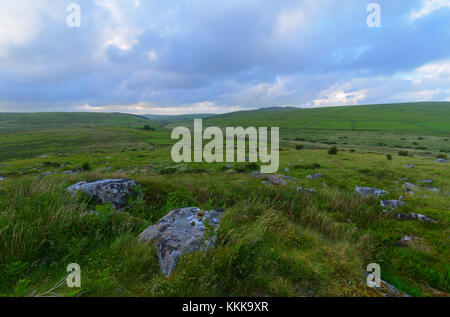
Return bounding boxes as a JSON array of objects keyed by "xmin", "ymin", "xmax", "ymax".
[{"xmin": 0, "ymin": 103, "xmax": 449, "ymax": 297}]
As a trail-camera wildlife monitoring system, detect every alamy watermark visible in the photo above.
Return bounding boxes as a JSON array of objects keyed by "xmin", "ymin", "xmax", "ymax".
[
  {"xmin": 171, "ymin": 119, "xmax": 279, "ymax": 173},
  {"xmin": 66, "ymin": 3, "xmax": 81, "ymax": 28},
  {"xmin": 366, "ymin": 263, "xmax": 381, "ymax": 288},
  {"xmin": 66, "ymin": 263, "xmax": 81, "ymax": 288},
  {"xmin": 367, "ymin": 3, "xmax": 381, "ymax": 28}
]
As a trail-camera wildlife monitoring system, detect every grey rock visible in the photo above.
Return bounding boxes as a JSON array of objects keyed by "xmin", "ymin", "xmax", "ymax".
[
  {"xmin": 297, "ymin": 187, "xmax": 316, "ymax": 193},
  {"xmin": 403, "ymin": 164, "xmax": 414, "ymax": 168},
  {"xmin": 402, "ymin": 183, "xmax": 417, "ymax": 189},
  {"xmin": 62, "ymin": 170, "xmax": 79, "ymax": 175},
  {"xmin": 60, "ymin": 164, "xmax": 67, "ymax": 168},
  {"xmin": 435, "ymin": 158, "xmax": 447, "ymax": 163},
  {"xmin": 355, "ymin": 187, "xmax": 388, "ymax": 197},
  {"xmin": 284, "ymin": 168, "xmax": 290, "ymax": 173},
  {"xmin": 148, "ymin": 146, "xmax": 156, "ymax": 151},
  {"xmin": 67, "ymin": 178, "xmax": 140, "ymax": 209},
  {"xmin": 406, "ymin": 188, "xmax": 415, "ymax": 196},
  {"xmin": 396, "ymin": 213, "xmax": 416, "ymax": 221},
  {"xmin": 396, "ymin": 235, "xmax": 418, "ymax": 248},
  {"xmin": 138, "ymin": 207, "xmax": 225, "ymax": 276},
  {"xmin": 307, "ymin": 173, "xmax": 322, "ymax": 179},
  {"xmin": 39, "ymin": 155, "xmax": 50, "ymax": 158},
  {"xmin": 427, "ymin": 188, "xmax": 440, "ymax": 193},
  {"xmin": 413, "ymin": 213, "xmax": 437, "ymax": 223},
  {"xmin": 105, "ymin": 166, "xmax": 113, "ymax": 170},
  {"xmin": 420, "ymin": 179, "xmax": 433, "ymax": 184},
  {"xmin": 380, "ymin": 200, "xmax": 406, "ymax": 211},
  {"xmin": 41, "ymin": 172, "xmax": 56, "ymax": 177}
]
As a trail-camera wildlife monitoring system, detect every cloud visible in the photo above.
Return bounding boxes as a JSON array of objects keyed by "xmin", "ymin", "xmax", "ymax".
[
  {"xmin": 0, "ymin": 0, "xmax": 449, "ymax": 113},
  {"xmin": 409, "ymin": 0, "xmax": 450, "ymax": 21}
]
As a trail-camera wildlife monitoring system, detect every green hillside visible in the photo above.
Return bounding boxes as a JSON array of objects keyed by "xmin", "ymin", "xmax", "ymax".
[
  {"xmin": 0, "ymin": 112, "xmax": 153, "ymax": 132},
  {"xmin": 200, "ymin": 102, "xmax": 450, "ymax": 133},
  {"xmin": 144, "ymin": 113, "xmax": 214, "ymax": 124}
]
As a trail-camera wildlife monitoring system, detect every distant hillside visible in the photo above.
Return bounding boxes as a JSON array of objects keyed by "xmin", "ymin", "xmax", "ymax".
[
  {"xmin": 0, "ymin": 112, "xmax": 154, "ymax": 132},
  {"xmin": 144, "ymin": 113, "xmax": 214, "ymax": 123},
  {"xmin": 198, "ymin": 102, "xmax": 450, "ymax": 134}
]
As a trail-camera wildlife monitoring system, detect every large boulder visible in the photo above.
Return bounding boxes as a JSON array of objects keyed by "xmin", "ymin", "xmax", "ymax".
[
  {"xmin": 355, "ymin": 186, "xmax": 388, "ymax": 197},
  {"xmin": 138, "ymin": 207, "xmax": 225, "ymax": 276},
  {"xmin": 66, "ymin": 178, "xmax": 140, "ymax": 209}
]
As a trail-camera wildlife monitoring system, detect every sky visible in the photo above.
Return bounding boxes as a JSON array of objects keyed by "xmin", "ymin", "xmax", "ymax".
[{"xmin": 0, "ymin": 0, "xmax": 449, "ymax": 115}]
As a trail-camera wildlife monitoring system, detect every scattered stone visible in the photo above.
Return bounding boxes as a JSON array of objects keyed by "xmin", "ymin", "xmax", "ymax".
[
  {"xmin": 307, "ymin": 173, "xmax": 322, "ymax": 179},
  {"xmin": 355, "ymin": 187, "xmax": 388, "ymax": 197},
  {"xmin": 406, "ymin": 188, "xmax": 415, "ymax": 196},
  {"xmin": 60, "ymin": 164, "xmax": 67, "ymax": 168},
  {"xmin": 297, "ymin": 187, "xmax": 316, "ymax": 193},
  {"xmin": 62, "ymin": 170, "xmax": 80, "ymax": 175},
  {"xmin": 427, "ymin": 188, "xmax": 440, "ymax": 193},
  {"xmin": 399, "ymin": 195, "xmax": 406, "ymax": 201},
  {"xmin": 403, "ymin": 164, "xmax": 414, "ymax": 168},
  {"xmin": 396, "ymin": 235, "xmax": 418, "ymax": 248},
  {"xmin": 138, "ymin": 207, "xmax": 225, "ymax": 276},
  {"xmin": 369, "ymin": 279, "xmax": 410, "ymax": 297},
  {"xmin": 105, "ymin": 166, "xmax": 113, "ymax": 170},
  {"xmin": 399, "ymin": 177, "xmax": 409, "ymax": 181},
  {"xmin": 380, "ymin": 200, "xmax": 405, "ymax": 211},
  {"xmin": 39, "ymin": 155, "xmax": 50, "ymax": 158},
  {"xmin": 396, "ymin": 213, "xmax": 416, "ymax": 221},
  {"xmin": 67, "ymin": 179, "xmax": 141, "ymax": 209},
  {"xmin": 263, "ymin": 175, "xmax": 286, "ymax": 186},
  {"xmin": 148, "ymin": 146, "xmax": 156, "ymax": 151},
  {"xmin": 41, "ymin": 172, "xmax": 56, "ymax": 177},
  {"xmin": 420, "ymin": 179, "xmax": 433, "ymax": 184},
  {"xmin": 414, "ymin": 213, "xmax": 437, "ymax": 223},
  {"xmin": 435, "ymin": 158, "xmax": 447, "ymax": 163},
  {"xmin": 284, "ymin": 168, "xmax": 290, "ymax": 173},
  {"xmin": 402, "ymin": 183, "xmax": 417, "ymax": 189},
  {"xmin": 105, "ymin": 156, "xmax": 114, "ymax": 159}
]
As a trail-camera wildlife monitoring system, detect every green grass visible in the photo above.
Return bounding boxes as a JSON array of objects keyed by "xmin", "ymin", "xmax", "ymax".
[{"xmin": 0, "ymin": 105, "xmax": 449, "ymax": 297}]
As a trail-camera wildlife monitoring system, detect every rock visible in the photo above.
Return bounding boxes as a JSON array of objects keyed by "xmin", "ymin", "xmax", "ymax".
[
  {"xmin": 307, "ymin": 173, "xmax": 322, "ymax": 179},
  {"xmin": 87, "ymin": 210, "xmax": 98, "ymax": 215},
  {"xmin": 41, "ymin": 172, "xmax": 56, "ymax": 177},
  {"xmin": 435, "ymin": 159, "xmax": 447, "ymax": 163},
  {"xmin": 0, "ymin": 177, "xmax": 7, "ymax": 181},
  {"xmin": 297, "ymin": 187, "xmax": 316, "ymax": 193},
  {"xmin": 62, "ymin": 170, "xmax": 80, "ymax": 175},
  {"xmin": 396, "ymin": 213, "xmax": 416, "ymax": 221},
  {"xmin": 264, "ymin": 175, "xmax": 286, "ymax": 186},
  {"xmin": 420, "ymin": 179, "xmax": 433, "ymax": 184},
  {"xmin": 148, "ymin": 146, "xmax": 156, "ymax": 151},
  {"xmin": 399, "ymin": 195, "xmax": 406, "ymax": 201},
  {"xmin": 403, "ymin": 164, "xmax": 414, "ymax": 168},
  {"xmin": 138, "ymin": 207, "xmax": 225, "ymax": 276},
  {"xmin": 399, "ymin": 177, "xmax": 409, "ymax": 181},
  {"xmin": 427, "ymin": 188, "xmax": 440, "ymax": 193},
  {"xmin": 413, "ymin": 213, "xmax": 437, "ymax": 223},
  {"xmin": 284, "ymin": 168, "xmax": 290, "ymax": 173},
  {"xmin": 406, "ymin": 188, "xmax": 415, "ymax": 196},
  {"xmin": 105, "ymin": 166, "xmax": 113, "ymax": 170},
  {"xmin": 60, "ymin": 164, "xmax": 67, "ymax": 168},
  {"xmin": 369, "ymin": 279, "xmax": 410, "ymax": 297},
  {"xmin": 396, "ymin": 235, "xmax": 418, "ymax": 248},
  {"xmin": 402, "ymin": 183, "xmax": 417, "ymax": 189},
  {"xmin": 355, "ymin": 187, "xmax": 388, "ymax": 197},
  {"xmin": 67, "ymin": 179, "xmax": 141, "ymax": 209},
  {"xmin": 380, "ymin": 200, "xmax": 405, "ymax": 211},
  {"xmin": 39, "ymin": 155, "xmax": 50, "ymax": 158}
]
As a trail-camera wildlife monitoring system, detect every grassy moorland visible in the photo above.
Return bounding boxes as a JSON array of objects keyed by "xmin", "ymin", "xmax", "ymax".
[{"xmin": 0, "ymin": 104, "xmax": 449, "ymax": 297}]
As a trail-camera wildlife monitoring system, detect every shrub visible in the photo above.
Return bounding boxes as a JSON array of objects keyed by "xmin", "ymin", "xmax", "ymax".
[
  {"xmin": 328, "ymin": 146, "xmax": 338, "ymax": 155},
  {"xmin": 398, "ymin": 151, "xmax": 408, "ymax": 157},
  {"xmin": 387, "ymin": 154, "xmax": 392, "ymax": 161},
  {"xmin": 82, "ymin": 162, "xmax": 91, "ymax": 171},
  {"xmin": 245, "ymin": 162, "xmax": 259, "ymax": 171},
  {"xmin": 436, "ymin": 154, "xmax": 447, "ymax": 159},
  {"xmin": 295, "ymin": 145, "xmax": 304, "ymax": 150},
  {"xmin": 295, "ymin": 137, "xmax": 305, "ymax": 141},
  {"xmin": 143, "ymin": 124, "xmax": 151, "ymax": 130}
]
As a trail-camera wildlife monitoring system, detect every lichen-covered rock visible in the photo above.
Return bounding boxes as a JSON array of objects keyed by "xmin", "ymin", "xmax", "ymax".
[
  {"xmin": 138, "ymin": 207, "xmax": 225, "ymax": 276},
  {"xmin": 297, "ymin": 187, "xmax": 316, "ymax": 193},
  {"xmin": 355, "ymin": 186, "xmax": 388, "ymax": 197},
  {"xmin": 67, "ymin": 178, "xmax": 140, "ymax": 209},
  {"xmin": 380, "ymin": 200, "xmax": 405, "ymax": 211}
]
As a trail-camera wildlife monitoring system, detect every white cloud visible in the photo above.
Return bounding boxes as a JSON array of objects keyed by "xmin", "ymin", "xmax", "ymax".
[
  {"xmin": 94, "ymin": 0, "xmax": 142, "ymax": 51},
  {"xmin": 409, "ymin": 0, "xmax": 450, "ymax": 21},
  {"xmin": 313, "ymin": 83, "xmax": 368, "ymax": 107}
]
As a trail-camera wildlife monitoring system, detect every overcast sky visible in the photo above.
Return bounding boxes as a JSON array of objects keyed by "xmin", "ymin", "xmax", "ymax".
[{"xmin": 0, "ymin": 0, "xmax": 449, "ymax": 114}]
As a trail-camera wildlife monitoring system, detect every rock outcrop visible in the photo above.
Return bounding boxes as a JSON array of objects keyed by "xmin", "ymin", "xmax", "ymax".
[
  {"xmin": 355, "ymin": 187, "xmax": 388, "ymax": 197},
  {"xmin": 380, "ymin": 200, "xmax": 405, "ymax": 211},
  {"xmin": 138, "ymin": 207, "xmax": 225, "ymax": 276},
  {"xmin": 67, "ymin": 178, "xmax": 140, "ymax": 209}
]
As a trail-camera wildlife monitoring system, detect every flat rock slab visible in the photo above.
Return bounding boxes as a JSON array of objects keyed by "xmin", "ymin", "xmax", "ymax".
[
  {"xmin": 67, "ymin": 178, "xmax": 140, "ymax": 209},
  {"xmin": 355, "ymin": 187, "xmax": 388, "ymax": 197},
  {"xmin": 138, "ymin": 207, "xmax": 225, "ymax": 277}
]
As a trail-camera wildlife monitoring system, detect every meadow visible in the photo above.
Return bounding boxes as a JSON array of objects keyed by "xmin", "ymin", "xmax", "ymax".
[{"xmin": 0, "ymin": 102, "xmax": 448, "ymax": 297}]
